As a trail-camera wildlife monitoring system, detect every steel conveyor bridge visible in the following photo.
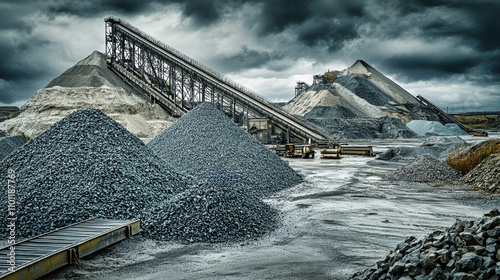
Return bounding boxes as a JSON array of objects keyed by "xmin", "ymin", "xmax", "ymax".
[{"xmin": 104, "ymin": 17, "xmax": 330, "ymax": 143}]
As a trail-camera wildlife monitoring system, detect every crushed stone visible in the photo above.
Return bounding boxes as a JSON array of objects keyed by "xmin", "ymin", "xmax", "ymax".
[
  {"xmin": 303, "ymin": 105, "xmax": 357, "ymax": 119},
  {"xmin": 0, "ymin": 135, "xmax": 26, "ymax": 161},
  {"xmin": 335, "ymin": 75, "xmax": 396, "ymax": 106},
  {"xmin": 142, "ymin": 172, "xmax": 278, "ymax": 243},
  {"xmin": 147, "ymin": 103, "xmax": 303, "ymax": 196},
  {"xmin": 378, "ymin": 136, "xmax": 468, "ymax": 162},
  {"xmin": 458, "ymin": 152, "xmax": 500, "ymax": 194},
  {"xmin": 0, "ymin": 108, "xmax": 191, "ymax": 240},
  {"xmin": 387, "ymin": 153, "xmax": 461, "ymax": 181},
  {"xmin": 302, "ymin": 116, "xmax": 418, "ymax": 140}
]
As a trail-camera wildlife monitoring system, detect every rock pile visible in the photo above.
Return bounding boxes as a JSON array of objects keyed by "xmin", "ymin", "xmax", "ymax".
[
  {"xmin": 351, "ymin": 211, "xmax": 500, "ymax": 280},
  {"xmin": 0, "ymin": 108, "xmax": 191, "ymax": 239},
  {"xmin": 378, "ymin": 136, "xmax": 468, "ymax": 162},
  {"xmin": 303, "ymin": 116, "xmax": 417, "ymax": 140},
  {"xmin": 387, "ymin": 154, "xmax": 461, "ymax": 182},
  {"xmin": 147, "ymin": 103, "xmax": 302, "ymax": 196},
  {"xmin": 0, "ymin": 135, "xmax": 26, "ymax": 161},
  {"xmin": 142, "ymin": 172, "xmax": 278, "ymax": 243},
  {"xmin": 335, "ymin": 75, "xmax": 396, "ymax": 106},
  {"xmin": 459, "ymin": 153, "xmax": 500, "ymax": 194}
]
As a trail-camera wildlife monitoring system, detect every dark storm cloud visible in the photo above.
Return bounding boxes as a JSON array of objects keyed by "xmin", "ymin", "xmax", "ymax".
[
  {"xmin": 208, "ymin": 48, "xmax": 276, "ymax": 73},
  {"xmin": 380, "ymin": 54, "xmax": 480, "ymax": 81},
  {"xmin": 356, "ymin": 0, "xmax": 500, "ymax": 84},
  {"xmin": 0, "ymin": 0, "xmax": 498, "ymax": 111},
  {"xmin": 45, "ymin": 0, "xmax": 221, "ymax": 25}
]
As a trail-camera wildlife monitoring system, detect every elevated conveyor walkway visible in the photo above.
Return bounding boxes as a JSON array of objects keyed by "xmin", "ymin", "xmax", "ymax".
[{"xmin": 105, "ymin": 17, "xmax": 330, "ymax": 143}]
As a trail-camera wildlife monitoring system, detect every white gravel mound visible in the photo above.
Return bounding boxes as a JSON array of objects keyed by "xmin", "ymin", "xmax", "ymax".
[{"xmin": 407, "ymin": 120, "xmax": 468, "ymax": 136}]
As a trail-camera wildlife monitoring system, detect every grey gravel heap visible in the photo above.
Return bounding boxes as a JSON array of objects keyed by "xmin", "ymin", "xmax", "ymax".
[
  {"xmin": 142, "ymin": 172, "xmax": 278, "ymax": 243},
  {"xmin": 378, "ymin": 136, "xmax": 468, "ymax": 162},
  {"xmin": 0, "ymin": 135, "xmax": 26, "ymax": 161},
  {"xmin": 301, "ymin": 116, "xmax": 417, "ymax": 140},
  {"xmin": 351, "ymin": 210, "xmax": 500, "ymax": 280},
  {"xmin": 147, "ymin": 103, "xmax": 302, "ymax": 196},
  {"xmin": 335, "ymin": 75, "xmax": 396, "ymax": 106},
  {"xmin": 387, "ymin": 154, "xmax": 461, "ymax": 182},
  {"xmin": 0, "ymin": 108, "xmax": 191, "ymax": 239}
]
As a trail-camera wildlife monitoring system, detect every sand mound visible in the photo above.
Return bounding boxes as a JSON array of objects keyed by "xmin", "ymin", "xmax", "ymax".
[
  {"xmin": 282, "ymin": 89, "xmax": 341, "ymax": 116},
  {"xmin": 0, "ymin": 51, "xmax": 174, "ymax": 138}
]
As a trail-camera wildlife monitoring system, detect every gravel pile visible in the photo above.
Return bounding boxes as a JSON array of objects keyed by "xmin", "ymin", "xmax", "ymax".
[
  {"xmin": 45, "ymin": 51, "xmax": 131, "ymax": 89},
  {"xmin": 0, "ymin": 108, "xmax": 191, "ymax": 239},
  {"xmin": 0, "ymin": 135, "xmax": 26, "ymax": 161},
  {"xmin": 459, "ymin": 152, "xmax": 500, "ymax": 194},
  {"xmin": 387, "ymin": 154, "xmax": 461, "ymax": 181},
  {"xmin": 142, "ymin": 172, "xmax": 278, "ymax": 243},
  {"xmin": 147, "ymin": 103, "xmax": 302, "ymax": 196},
  {"xmin": 302, "ymin": 116, "xmax": 417, "ymax": 140},
  {"xmin": 378, "ymin": 136, "xmax": 468, "ymax": 162},
  {"xmin": 303, "ymin": 105, "xmax": 357, "ymax": 119},
  {"xmin": 407, "ymin": 120, "xmax": 468, "ymax": 136},
  {"xmin": 335, "ymin": 75, "xmax": 396, "ymax": 106},
  {"xmin": 351, "ymin": 210, "xmax": 500, "ymax": 280}
]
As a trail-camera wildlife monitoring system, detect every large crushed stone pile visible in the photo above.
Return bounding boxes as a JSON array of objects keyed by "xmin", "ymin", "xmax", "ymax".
[
  {"xmin": 303, "ymin": 105, "xmax": 357, "ymax": 119},
  {"xmin": 407, "ymin": 120, "xmax": 468, "ymax": 136},
  {"xmin": 387, "ymin": 154, "xmax": 461, "ymax": 181},
  {"xmin": 378, "ymin": 136, "xmax": 468, "ymax": 162},
  {"xmin": 142, "ymin": 172, "xmax": 278, "ymax": 243},
  {"xmin": 335, "ymin": 75, "xmax": 396, "ymax": 106},
  {"xmin": 0, "ymin": 135, "xmax": 26, "ymax": 161},
  {"xmin": 459, "ymin": 152, "xmax": 500, "ymax": 194},
  {"xmin": 147, "ymin": 103, "xmax": 302, "ymax": 196},
  {"xmin": 351, "ymin": 211, "xmax": 500, "ymax": 280},
  {"xmin": 303, "ymin": 116, "xmax": 417, "ymax": 140},
  {"xmin": 0, "ymin": 108, "xmax": 190, "ymax": 239}
]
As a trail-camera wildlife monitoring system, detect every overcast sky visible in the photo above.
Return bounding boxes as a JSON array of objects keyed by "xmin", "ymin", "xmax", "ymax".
[{"xmin": 0, "ymin": 0, "xmax": 499, "ymax": 112}]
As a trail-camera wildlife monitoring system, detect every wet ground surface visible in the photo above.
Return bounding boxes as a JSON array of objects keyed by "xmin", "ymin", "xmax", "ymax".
[{"xmin": 43, "ymin": 135, "xmax": 500, "ymax": 280}]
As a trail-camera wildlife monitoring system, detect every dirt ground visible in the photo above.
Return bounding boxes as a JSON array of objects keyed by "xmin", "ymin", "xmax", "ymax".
[{"xmin": 42, "ymin": 134, "xmax": 500, "ymax": 280}]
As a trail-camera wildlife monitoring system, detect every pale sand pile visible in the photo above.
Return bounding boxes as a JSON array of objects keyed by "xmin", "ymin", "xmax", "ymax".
[
  {"xmin": 0, "ymin": 51, "xmax": 175, "ymax": 139},
  {"xmin": 282, "ymin": 89, "xmax": 341, "ymax": 116}
]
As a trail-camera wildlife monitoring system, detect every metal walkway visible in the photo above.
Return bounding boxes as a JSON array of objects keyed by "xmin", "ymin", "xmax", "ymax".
[
  {"xmin": 104, "ymin": 17, "xmax": 330, "ymax": 143},
  {"xmin": 0, "ymin": 218, "xmax": 140, "ymax": 280}
]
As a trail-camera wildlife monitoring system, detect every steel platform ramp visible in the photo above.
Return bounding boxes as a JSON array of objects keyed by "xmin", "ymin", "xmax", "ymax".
[{"xmin": 0, "ymin": 218, "xmax": 140, "ymax": 280}]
